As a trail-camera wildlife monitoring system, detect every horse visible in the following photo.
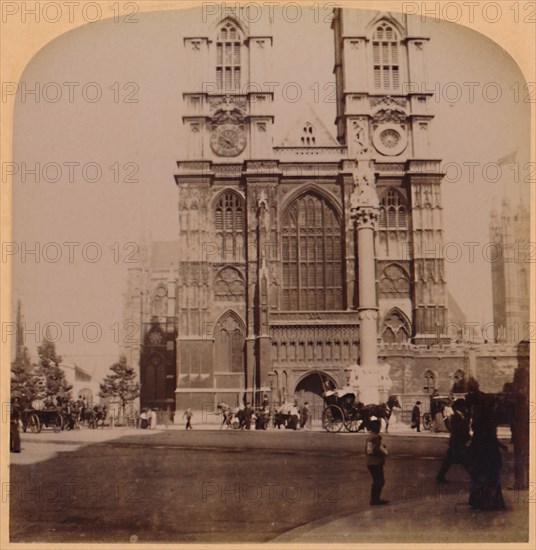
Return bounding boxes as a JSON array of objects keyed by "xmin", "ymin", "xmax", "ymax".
[
  {"xmin": 81, "ymin": 404, "xmax": 107, "ymax": 429},
  {"xmin": 216, "ymin": 402, "xmax": 239, "ymax": 430},
  {"xmin": 357, "ymin": 395, "xmax": 402, "ymax": 433}
]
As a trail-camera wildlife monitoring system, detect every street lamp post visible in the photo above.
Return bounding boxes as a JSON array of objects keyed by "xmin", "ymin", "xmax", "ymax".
[{"xmin": 268, "ymin": 371, "xmax": 276, "ymax": 429}]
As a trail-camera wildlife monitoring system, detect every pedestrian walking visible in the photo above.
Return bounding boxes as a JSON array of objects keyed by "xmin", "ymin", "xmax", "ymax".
[
  {"xmin": 244, "ymin": 402, "xmax": 253, "ymax": 430},
  {"xmin": 164, "ymin": 406, "xmax": 171, "ymax": 429},
  {"xmin": 300, "ymin": 402, "xmax": 310, "ymax": 429},
  {"xmin": 436, "ymin": 399, "xmax": 471, "ymax": 482},
  {"xmin": 149, "ymin": 409, "xmax": 158, "ymax": 430},
  {"xmin": 411, "ymin": 401, "xmax": 421, "ymax": 432},
  {"xmin": 365, "ymin": 418, "xmax": 389, "ymax": 505},
  {"xmin": 183, "ymin": 407, "xmax": 193, "ymax": 430},
  {"xmin": 10, "ymin": 397, "xmax": 22, "ymax": 453}
]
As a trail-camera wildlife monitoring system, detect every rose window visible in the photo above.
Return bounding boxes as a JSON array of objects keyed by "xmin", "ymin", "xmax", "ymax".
[{"xmin": 380, "ymin": 128, "xmax": 400, "ymax": 148}]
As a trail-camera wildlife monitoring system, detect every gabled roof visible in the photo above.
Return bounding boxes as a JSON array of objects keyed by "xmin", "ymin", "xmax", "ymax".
[{"xmin": 278, "ymin": 104, "xmax": 339, "ymax": 147}]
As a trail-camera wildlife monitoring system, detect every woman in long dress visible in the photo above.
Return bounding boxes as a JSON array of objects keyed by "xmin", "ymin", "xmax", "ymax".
[{"xmin": 466, "ymin": 379, "xmax": 506, "ymax": 510}]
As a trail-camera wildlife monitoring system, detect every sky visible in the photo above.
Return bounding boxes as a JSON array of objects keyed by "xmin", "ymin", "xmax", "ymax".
[{"xmin": 10, "ymin": 6, "xmax": 530, "ymax": 383}]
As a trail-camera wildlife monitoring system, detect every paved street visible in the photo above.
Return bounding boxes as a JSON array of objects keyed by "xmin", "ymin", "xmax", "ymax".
[{"xmin": 9, "ymin": 426, "xmax": 528, "ymax": 544}]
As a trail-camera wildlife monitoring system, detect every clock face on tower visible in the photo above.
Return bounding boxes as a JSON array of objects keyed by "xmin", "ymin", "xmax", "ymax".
[
  {"xmin": 210, "ymin": 124, "xmax": 247, "ymax": 157},
  {"xmin": 148, "ymin": 331, "xmax": 164, "ymax": 345}
]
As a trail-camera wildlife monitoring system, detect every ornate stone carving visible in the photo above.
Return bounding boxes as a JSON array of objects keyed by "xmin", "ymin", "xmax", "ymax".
[
  {"xmin": 208, "ymin": 95, "xmax": 247, "ymax": 115},
  {"xmin": 358, "ymin": 309, "xmax": 379, "ymax": 321},
  {"xmin": 350, "ymin": 162, "xmax": 380, "ymax": 212},
  {"xmin": 373, "ymin": 109, "xmax": 406, "ymax": 125},
  {"xmin": 214, "ymin": 267, "xmax": 245, "ymax": 300},
  {"xmin": 370, "ymin": 96, "xmax": 406, "ymax": 109},
  {"xmin": 269, "ymin": 263, "xmax": 280, "ymax": 286},
  {"xmin": 370, "ymin": 97, "xmax": 408, "ymax": 156},
  {"xmin": 353, "ymin": 207, "xmax": 379, "ymax": 227},
  {"xmin": 257, "ymin": 189, "xmax": 268, "ymax": 209},
  {"xmin": 352, "ymin": 119, "xmax": 369, "ymax": 156}
]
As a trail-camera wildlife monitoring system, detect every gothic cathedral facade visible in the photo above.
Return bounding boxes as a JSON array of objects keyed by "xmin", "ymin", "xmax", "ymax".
[{"xmin": 122, "ymin": 8, "xmax": 521, "ymax": 414}]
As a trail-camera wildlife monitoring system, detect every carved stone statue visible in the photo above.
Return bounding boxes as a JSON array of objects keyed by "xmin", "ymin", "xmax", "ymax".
[
  {"xmin": 352, "ymin": 120, "xmax": 369, "ymax": 156},
  {"xmin": 350, "ymin": 161, "xmax": 379, "ymax": 211}
]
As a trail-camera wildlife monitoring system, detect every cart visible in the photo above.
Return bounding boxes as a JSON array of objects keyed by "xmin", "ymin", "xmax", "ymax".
[
  {"xmin": 24, "ymin": 408, "xmax": 64, "ymax": 433},
  {"xmin": 322, "ymin": 389, "xmax": 364, "ymax": 433}
]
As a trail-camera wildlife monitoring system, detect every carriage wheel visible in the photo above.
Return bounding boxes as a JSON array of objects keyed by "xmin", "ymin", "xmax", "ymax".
[
  {"xmin": 422, "ymin": 413, "xmax": 432, "ymax": 431},
  {"xmin": 322, "ymin": 405, "xmax": 344, "ymax": 433},
  {"xmin": 29, "ymin": 413, "xmax": 41, "ymax": 434},
  {"xmin": 344, "ymin": 415, "xmax": 363, "ymax": 433},
  {"xmin": 53, "ymin": 413, "xmax": 63, "ymax": 433}
]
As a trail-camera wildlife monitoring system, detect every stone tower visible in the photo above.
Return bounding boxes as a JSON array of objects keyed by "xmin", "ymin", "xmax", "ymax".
[
  {"xmin": 490, "ymin": 198, "xmax": 530, "ymax": 342},
  {"xmin": 332, "ymin": 9, "xmax": 448, "ymax": 347}
]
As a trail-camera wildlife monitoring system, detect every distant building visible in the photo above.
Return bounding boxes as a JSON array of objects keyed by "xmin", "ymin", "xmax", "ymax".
[
  {"xmin": 490, "ymin": 198, "xmax": 530, "ymax": 342},
  {"xmin": 61, "ymin": 364, "xmax": 100, "ymax": 404}
]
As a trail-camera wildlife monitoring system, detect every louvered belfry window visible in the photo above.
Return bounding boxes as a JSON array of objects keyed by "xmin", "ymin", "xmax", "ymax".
[
  {"xmin": 215, "ymin": 192, "xmax": 244, "ymax": 262},
  {"xmin": 379, "ymin": 188, "xmax": 407, "ymax": 229},
  {"xmin": 216, "ymin": 22, "xmax": 241, "ymax": 92},
  {"xmin": 372, "ymin": 22, "xmax": 400, "ymax": 91},
  {"xmin": 281, "ymin": 193, "xmax": 343, "ymax": 311}
]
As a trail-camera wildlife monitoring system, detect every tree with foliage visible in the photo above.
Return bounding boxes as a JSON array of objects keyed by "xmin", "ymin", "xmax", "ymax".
[
  {"xmin": 11, "ymin": 345, "xmax": 38, "ymax": 409},
  {"xmin": 98, "ymin": 355, "xmax": 140, "ymax": 421},
  {"xmin": 36, "ymin": 338, "xmax": 72, "ymax": 401}
]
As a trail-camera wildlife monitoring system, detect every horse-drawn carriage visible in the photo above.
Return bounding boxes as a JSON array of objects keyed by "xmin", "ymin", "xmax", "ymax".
[
  {"xmin": 24, "ymin": 407, "xmax": 64, "ymax": 433},
  {"xmin": 422, "ymin": 390, "xmax": 516, "ymax": 432},
  {"xmin": 422, "ymin": 395, "xmax": 454, "ymax": 431},
  {"xmin": 322, "ymin": 390, "xmax": 401, "ymax": 433},
  {"xmin": 80, "ymin": 404, "xmax": 107, "ymax": 429},
  {"xmin": 322, "ymin": 390, "xmax": 362, "ymax": 432}
]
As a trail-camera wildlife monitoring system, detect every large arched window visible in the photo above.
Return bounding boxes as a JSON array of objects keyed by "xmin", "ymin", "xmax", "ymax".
[
  {"xmin": 214, "ymin": 312, "xmax": 245, "ymax": 374},
  {"xmin": 379, "ymin": 188, "xmax": 407, "ymax": 229},
  {"xmin": 216, "ymin": 21, "xmax": 242, "ymax": 92},
  {"xmin": 215, "ymin": 191, "xmax": 244, "ymax": 262},
  {"xmin": 423, "ymin": 369, "xmax": 436, "ymax": 394},
  {"xmin": 281, "ymin": 192, "xmax": 343, "ymax": 310},
  {"xmin": 372, "ymin": 22, "xmax": 400, "ymax": 91}
]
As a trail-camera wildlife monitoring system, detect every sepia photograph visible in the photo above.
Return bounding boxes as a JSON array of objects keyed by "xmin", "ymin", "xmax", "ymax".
[{"xmin": 1, "ymin": 0, "xmax": 534, "ymax": 547}]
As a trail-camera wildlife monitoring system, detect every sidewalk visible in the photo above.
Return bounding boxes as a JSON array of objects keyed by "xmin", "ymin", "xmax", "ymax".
[
  {"xmin": 10, "ymin": 427, "xmax": 144, "ymax": 465},
  {"xmin": 161, "ymin": 411, "xmax": 511, "ymax": 438},
  {"xmin": 273, "ymin": 485, "xmax": 530, "ymax": 543}
]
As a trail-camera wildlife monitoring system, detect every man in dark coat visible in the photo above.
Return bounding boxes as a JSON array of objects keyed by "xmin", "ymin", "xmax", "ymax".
[
  {"xmin": 243, "ymin": 402, "xmax": 254, "ymax": 430},
  {"xmin": 411, "ymin": 401, "xmax": 421, "ymax": 432},
  {"xmin": 10, "ymin": 397, "xmax": 22, "ymax": 453}
]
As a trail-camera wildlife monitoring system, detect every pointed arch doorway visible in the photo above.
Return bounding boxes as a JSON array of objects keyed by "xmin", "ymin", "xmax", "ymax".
[{"xmin": 294, "ymin": 371, "xmax": 339, "ymax": 425}]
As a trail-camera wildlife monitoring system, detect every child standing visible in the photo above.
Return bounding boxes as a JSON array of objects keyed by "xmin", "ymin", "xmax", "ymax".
[{"xmin": 365, "ymin": 418, "xmax": 389, "ymax": 505}]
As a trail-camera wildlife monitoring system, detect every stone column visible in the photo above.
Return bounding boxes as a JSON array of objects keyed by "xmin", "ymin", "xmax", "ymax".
[{"xmin": 350, "ymin": 160, "xmax": 392, "ymax": 404}]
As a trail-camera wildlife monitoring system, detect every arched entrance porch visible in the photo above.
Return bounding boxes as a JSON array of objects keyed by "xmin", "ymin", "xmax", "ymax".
[{"xmin": 293, "ymin": 371, "xmax": 339, "ymax": 424}]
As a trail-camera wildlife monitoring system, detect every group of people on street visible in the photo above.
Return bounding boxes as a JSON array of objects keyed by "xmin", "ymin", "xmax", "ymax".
[
  {"xmin": 366, "ymin": 377, "xmax": 508, "ymax": 510},
  {"xmin": 273, "ymin": 399, "xmax": 311, "ymax": 430},
  {"xmin": 140, "ymin": 408, "xmax": 158, "ymax": 429}
]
